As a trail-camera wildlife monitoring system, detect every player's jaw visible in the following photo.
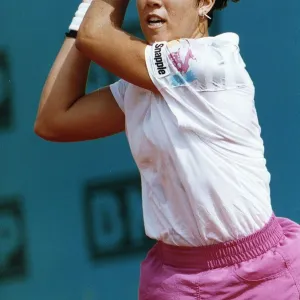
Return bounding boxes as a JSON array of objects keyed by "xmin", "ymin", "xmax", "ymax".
[
  {"xmin": 137, "ymin": 0, "xmax": 205, "ymax": 44},
  {"xmin": 140, "ymin": 12, "xmax": 170, "ymax": 44}
]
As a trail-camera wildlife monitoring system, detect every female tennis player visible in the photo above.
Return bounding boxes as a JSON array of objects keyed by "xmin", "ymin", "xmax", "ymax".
[{"xmin": 34, "ymin": 0, "xmax": 300, "ymax": 299}]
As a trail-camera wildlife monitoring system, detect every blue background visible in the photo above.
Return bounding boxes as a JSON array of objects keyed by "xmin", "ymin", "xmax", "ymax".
[{"xmin": 0, "ymin": 0, "xmax": 299, "ymax": 299}]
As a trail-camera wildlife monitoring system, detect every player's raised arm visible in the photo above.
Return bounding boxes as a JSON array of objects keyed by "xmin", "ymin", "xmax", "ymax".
[{"xmin": 34, "ymin": 1, "xmax": 125, "ymax": 142}]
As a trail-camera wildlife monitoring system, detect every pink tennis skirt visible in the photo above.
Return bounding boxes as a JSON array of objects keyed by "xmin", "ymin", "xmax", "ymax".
[{"xmin": 139, "ymin": 215, "xmax": 300, "ymax": 299}]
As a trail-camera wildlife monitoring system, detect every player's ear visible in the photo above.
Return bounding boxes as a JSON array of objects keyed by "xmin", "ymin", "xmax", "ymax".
[{"xmin": 197, "ymin": 0, "xmax": 215, "ymax": 17}]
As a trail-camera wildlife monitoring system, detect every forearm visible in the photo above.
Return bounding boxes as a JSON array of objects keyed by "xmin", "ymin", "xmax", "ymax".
[{"xmin": 38, "ymin": 38, "xmax": 90, "ymax": 116}]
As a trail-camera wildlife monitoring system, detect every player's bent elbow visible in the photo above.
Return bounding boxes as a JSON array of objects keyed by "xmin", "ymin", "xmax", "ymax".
[
  {"xmin": 34, "ymin": 117, "xmax": 65, "ymax": 142},
  {"xmin": 75, "ymin": 29, "xmax": 104, "ymax": 56},
  {"xmin": 75, "ymin": 33, "xmax": 90, "ymax": 54}
]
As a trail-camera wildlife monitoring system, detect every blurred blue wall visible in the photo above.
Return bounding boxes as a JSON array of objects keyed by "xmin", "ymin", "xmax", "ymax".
[{"xmin": 0, "ymin": 0, "xmax": 299, "ymax": 299}]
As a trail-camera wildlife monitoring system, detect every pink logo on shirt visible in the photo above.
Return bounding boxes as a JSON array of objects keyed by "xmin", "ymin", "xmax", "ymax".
[{"xmin": 169, "ymin": 48, "xmax": 196, "ymax": 74}]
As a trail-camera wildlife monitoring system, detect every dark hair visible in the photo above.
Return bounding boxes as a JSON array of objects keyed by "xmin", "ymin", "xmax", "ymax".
[{"xmin": 207, "ymin": 0, "xmax": 240, "ymax": 27}]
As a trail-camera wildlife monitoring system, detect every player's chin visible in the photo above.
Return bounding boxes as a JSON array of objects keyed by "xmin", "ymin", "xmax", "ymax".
[{"xmin": 145, "ymin": 33, "xmax": 171, "ymax": 45}]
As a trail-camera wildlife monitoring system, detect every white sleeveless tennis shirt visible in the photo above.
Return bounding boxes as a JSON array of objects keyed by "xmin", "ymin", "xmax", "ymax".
[{"xmin": 110, "ymin": 33, "xmax": 273, "ymax": 246}]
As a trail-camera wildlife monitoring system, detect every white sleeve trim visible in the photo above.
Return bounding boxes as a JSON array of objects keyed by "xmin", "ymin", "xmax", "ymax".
[{"xmin": 109, "ymin": 80, "xmax": 125, "ymax": 112}]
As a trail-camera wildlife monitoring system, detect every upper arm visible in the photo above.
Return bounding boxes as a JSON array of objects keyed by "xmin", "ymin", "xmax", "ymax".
[
  {"xmin": 35, "ymin": 86, "xmax": 125, "ymax": 142},
  {"xmin": 76, "ymin": 28, "xmax": 158, "ymax": 93}
]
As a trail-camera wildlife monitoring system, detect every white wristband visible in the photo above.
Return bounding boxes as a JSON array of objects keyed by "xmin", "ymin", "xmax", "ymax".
[{"xmin": 69, "ymin": 2, "xmax": 91, "ymax": 32}]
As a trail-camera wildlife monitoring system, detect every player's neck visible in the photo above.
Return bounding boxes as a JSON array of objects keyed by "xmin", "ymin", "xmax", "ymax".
[{"xmin": 192, "ymin": 22, "xmax": 209, "ymax": 39}]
